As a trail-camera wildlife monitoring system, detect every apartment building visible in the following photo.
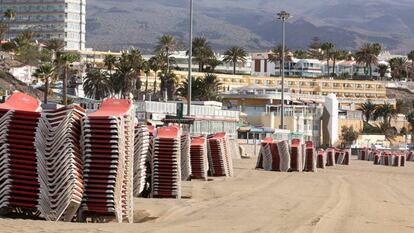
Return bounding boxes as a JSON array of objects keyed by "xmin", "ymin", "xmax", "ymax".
[
  {"xmin": 250, "ymin": 52, "xmax": 392, "ymax": 79},
  {"xmin": 0, "ymin": 0, "xmax": 86, "ymax": 50}
]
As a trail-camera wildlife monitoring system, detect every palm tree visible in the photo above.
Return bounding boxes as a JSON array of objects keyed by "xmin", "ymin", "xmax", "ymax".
[
  {"xmin": 358, "ymin": 100, "xmax": 377, "ymax": 124},
  {"xmin": 406, "ymin": 111, "xmax": 414, "ymax": 143},
  {"xmin": 307, "ymin": 37, "xmax": 323, "ymax": 59},
  {"xmin": 154, "ymin": 34, "xmax": 176, "ymax": 73},
  {"xmin": 408, "ymin": 50, "xmax": 414, "ymax": 80},
  {"xmin": 223, "ymin": 46, "xmax": 247, "ymax": 75},
  {"xmin": 45, "ymin": 38, "xmax": 64, "ymax": 62},
  {"xmin": 125, "ymin": 48, "xmax": 143, "ymax": 98},
  {"xmin": 83, "ymin": 68, "xmax": 111, "ymax": 100},
  {"xmin": 113, "ymin": 51, "xmax": 137, "ymax": 98},
  {"xmin": 389, "ymin": 57, "xmax": 408, "ymax": 80},
  {"xmin": 176, "ymin": 73, "xmax": 222, "ymax": 101},
  {"xmin": 176, "ymin": 76, "xmax": 202, "ymax": 100},
  {"xmin": 57, "ymin": 51, "xmax": 80, "ymax": 105},
  {"xmin": 201, "ymin": 73, "xmax": 222, "ymax": 101},
  {"xmin": 293, "ymin": 50, "xmax": 309, "ymax": 59},
  {"xmin": 395, "ymin": 99, "xmax": 405, "ymax": 114},
  {"xmin": 141, "ymin": 60, "xmax": 151, "ymax": 99},
  {"xmin": 33, "ymin": 63, "xmax": 55, "ymax": 104},
  {"xmin": 321, "ymin": 42, "xmax": 335, "ymax": 77},
  {"xmin": 192, "ymin": 37, "xmax": 214, "ymax": 72},
  {"xmin": 355, "ymin": 43, "xmax": 380, "ymax": 79},
  {"xmin": 268, "ymin": 43, "xmax": 290, "ymax": 77},
  {"xmin": 0, "ymin": 23, "xmax": 7, "ymax": 43},
  {"xmin": 331, "ymin": 50, "xmax": 347, "ymax": 76},
  {"xmin": 3, "ymin": 9, "xmax": 16, "ymax": 39},
  {"xmin": 149, "ymin": 55, "xmax": 163, "ymax": 94},
  {"xmin": 159, "ymin": 71, "xmax": 178, "ymax": 100},
  {"xmin": 104, "ymin": 54, "xmax": 117, "ymax": 74},
  {"xmin": 206, "ymin": 57, "xmax": 222, "ymax": 72},
  {"xmin": 377, "ymin": 64, "xmax": 389, "ymax": 80},
  {"xmin": 374, "ymin": 103, "xmax": 396, "ymax": 125}
]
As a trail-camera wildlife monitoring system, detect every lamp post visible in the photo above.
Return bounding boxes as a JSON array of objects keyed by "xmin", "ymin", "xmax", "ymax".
[
  {"xmin": 277, "ymin": 10, "xmax": 290, "ymax": 129},
  {"xmin": 187, "ymin": 0, "xmax": 193, "ymax": 116}
]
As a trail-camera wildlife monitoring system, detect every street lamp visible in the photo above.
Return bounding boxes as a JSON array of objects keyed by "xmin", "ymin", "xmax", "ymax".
[
  {"xmin": 277, "ymin": 10, "xmax": 290, "ymax": 129},
  {"xmin": 187, "ymin": 0, "xmax": 193, "ymax": 116}
]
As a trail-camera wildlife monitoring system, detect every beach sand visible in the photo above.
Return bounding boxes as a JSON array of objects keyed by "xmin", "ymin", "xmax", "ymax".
[{"xmin": 1, "ymin": 157, "xmax": 414, "ymax": 233}]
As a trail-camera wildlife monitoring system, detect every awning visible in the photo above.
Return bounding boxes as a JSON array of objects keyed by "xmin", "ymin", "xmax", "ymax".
[
  {"xmin": 237, "ymin": 127, "xmax": 251, "ymax": 133},
  {"xmin": 146, "ymin": 120, "xmax": 164, "ymax": 126}
]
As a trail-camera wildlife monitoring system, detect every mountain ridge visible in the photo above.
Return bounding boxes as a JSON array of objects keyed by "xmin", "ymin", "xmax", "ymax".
[{"xmin": 86, "ymin": 0, "xmax": 414, "ymax": 53}]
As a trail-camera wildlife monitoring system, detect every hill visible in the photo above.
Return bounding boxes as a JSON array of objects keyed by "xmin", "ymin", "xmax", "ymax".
[{"xmin": 86, "ymin": 0, "xmax": 414, "ymax": 53}]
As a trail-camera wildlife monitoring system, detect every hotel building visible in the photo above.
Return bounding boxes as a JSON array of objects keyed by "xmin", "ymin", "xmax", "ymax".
[{"xmin": 0, "ymin": 0, "xmax": 86, "ymax": 50}]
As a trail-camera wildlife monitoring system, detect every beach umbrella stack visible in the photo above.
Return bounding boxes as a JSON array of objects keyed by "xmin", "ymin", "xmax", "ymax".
[
  {"xmin": 190, "ymin": 136, "xmax": 209, "ymax": 180},
  {"xmin": 290, "ymin": 139, "xmax": 303, "ymax": 172},
  {"xmin": 303, "ymin": 141, "xmax": 317, "ymax": 172},
  {"xmin": 36, "ymin": 105, "xmax": 85, "ymax": 221},
  {"xmin": 133, "ymin": 125, "xmax": 150, "ymax": 197},
  {"xmin": 0, "ymin": 92, "xmax": 41, "ymax": 215},
  {"xmin": 80, "ymin": 99, "xmax": 134, "ymax": 223},
  {"xmin": 207, "ymin": 132, "xmax": 234, "ymax": 177},
  {"xmin": 180, "ymin": 133, "xmax": 192, "ymax": 181},
  {"xmin": 151, "ymin": 126, "xmax": 182, "ymax": 199}
]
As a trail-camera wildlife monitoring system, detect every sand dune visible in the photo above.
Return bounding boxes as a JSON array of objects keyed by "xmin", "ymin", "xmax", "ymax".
[{"xmin": 1, "ymin": 157, "xmax": 414, "ymax": 233}]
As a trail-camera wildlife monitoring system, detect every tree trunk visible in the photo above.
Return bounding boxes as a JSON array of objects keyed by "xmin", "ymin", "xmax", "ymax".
[
  {"xmin": 145, "ymin": 74, "xmax": 149, "ymax": 99},
  {"xmin": 327, "ymin": 58, "xmax": 330, "ymax": 77},
  {"xmin": 44, "ymin": 77, "xmax": 49, "ymax": 104},
  {"xmin": 166, "ymin": 48, "xmax": 170, "ymax": 73},
  {"xmin": 233, "ymin": 62, "xmax": 236, "ymax": 75},
  {"xmin": 279, "ymin": 60, "xmax": 282, "ymax": 77},
  {"xmin": 369, "ymin": 64, "xmax": 373, "ymax": 80},
  {"xmin": 333, "ymin": 57, "xmax": 336, "ymax": 76},
  {"xmin": 63, "ymin": 66, "xmax": 68, "ymax": 105}
]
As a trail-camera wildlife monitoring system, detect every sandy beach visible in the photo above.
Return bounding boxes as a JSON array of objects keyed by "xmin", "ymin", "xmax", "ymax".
[{"xmin": 1, "ymin": 157, "xmax": 414, "ymax": 233}]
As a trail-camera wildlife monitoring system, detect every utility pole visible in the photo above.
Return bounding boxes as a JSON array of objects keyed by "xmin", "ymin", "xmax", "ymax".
[
  {"xmin": 277, "ymin": 11, "xmax": 290, "ymax": 129},
  {"xmin": 187, "ymin": 0, "xmax": 193, "ymax": 116}
]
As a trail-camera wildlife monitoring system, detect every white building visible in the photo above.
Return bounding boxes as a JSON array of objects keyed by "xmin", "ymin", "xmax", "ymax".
[
  {"xmin": 0, "ymin": 0, "xmax": 86, "ymax": 50},
  {"xmin": 251, "ymin": 51, "xmax": 396, "ymax": 79}
]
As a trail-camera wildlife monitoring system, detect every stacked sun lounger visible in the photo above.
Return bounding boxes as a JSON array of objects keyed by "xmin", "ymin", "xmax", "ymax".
[
  {"xmin": 257, "ymin": 138, "xmax": 305, "ymax": 172},
  {"xmin": 80, "ymin": 99, "xmax": 134, "ymax": 223},
  {"xmin": 303, "ymin": 141, "xmax": 317, "ymax": 172},
  {"xmin": 290, "ymin": 139, "xmax": 303, "ymax": 172},
  {"xmin": 358, "ymin": 148, "xmax": 372, "ymax": 161},
  {"xmin": 0, "ymin": 92, "xmax": 41, "ymax": 216},
  {"xmin": 316, "ymin": 149, "xmax": 326, "ymax": 169},
  {"xmin": 228, "ymin": 139, "xmax": 242, "ymax": 160},
  {"xmin": 151, "ymin": 126, "xmax": 182, "ymax": 199},
  {"xmin": 256, "ymin": 138, "xmax": 273, "ymax": 171},
  {"xmin": 133, "ymin": 125, "xmax": 150, "ymax": 197},
  {"xmin": 407, "ymin": 151, "xmax": 414, "ymax": 161},
  {"xmin": 207, "ymin": 132, "xmax": 233, "ymax": 177},
  {"xmin": 190, "ymin": 136, "xmax": 209, "ymax": 180},
  {"xmin": 180, "ymin": 133, "xmax": 192, "ymax": 181},
  {"xmin": 336, "ymin": 148, "xmax": 351, "ymax": 165},
  {"xmin": 326, "ymin": 149, "xmax": 336, "ymax": 167},
  {"xmin": 36, "ymin": 105, "xmax": 85, "ymax": 221}
]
